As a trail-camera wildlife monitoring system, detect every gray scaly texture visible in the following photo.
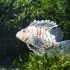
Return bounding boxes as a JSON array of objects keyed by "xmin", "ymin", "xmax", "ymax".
[
  {"xmin": 16, "ymin": 20, "xmax": 70, "ymax": 56},
  {"xmin": 30, "ymin": 20, "xmax": 63, "ymax": 42}
]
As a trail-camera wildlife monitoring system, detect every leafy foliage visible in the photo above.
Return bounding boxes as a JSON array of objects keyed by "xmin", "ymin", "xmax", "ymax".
[
  {"xmin": 0, "ymin": 0, "xmax": 70, "ymax": 69},
  {"xmin": 24, "ymin": 53, "xmax": 70, "ymax": 70}
]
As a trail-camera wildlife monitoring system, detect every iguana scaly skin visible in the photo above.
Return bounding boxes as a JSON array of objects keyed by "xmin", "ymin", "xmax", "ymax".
[{"xmin": 16, "ymin": 20, "xmax": 70, "ymax": 56}]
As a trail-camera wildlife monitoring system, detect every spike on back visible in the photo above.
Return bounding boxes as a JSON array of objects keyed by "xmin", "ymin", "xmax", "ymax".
[{"xmin": 30, "ymin": 20, "xmax": 58, "ymax": 30}]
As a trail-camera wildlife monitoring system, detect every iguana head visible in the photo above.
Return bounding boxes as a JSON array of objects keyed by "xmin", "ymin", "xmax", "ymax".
[{"xmin": 16, "ymin": 29, "xmax": 29, "ymax": 43}]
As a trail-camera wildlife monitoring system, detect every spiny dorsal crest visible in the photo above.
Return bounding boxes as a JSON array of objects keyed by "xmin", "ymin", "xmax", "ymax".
[{"xmin": 30, "ymin": 20, "xmax": 57, "ymax": 30}]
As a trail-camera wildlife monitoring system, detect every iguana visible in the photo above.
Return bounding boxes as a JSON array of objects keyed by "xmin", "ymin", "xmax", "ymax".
[{"xmin": 16, "ymin": 20, "xmax": 70, "ymax": 56}]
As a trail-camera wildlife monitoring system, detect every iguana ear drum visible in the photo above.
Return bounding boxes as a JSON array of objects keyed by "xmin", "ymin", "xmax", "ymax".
[{"xmin": 16, "ymin": 20, "xmax": 70, "ymax": 56}]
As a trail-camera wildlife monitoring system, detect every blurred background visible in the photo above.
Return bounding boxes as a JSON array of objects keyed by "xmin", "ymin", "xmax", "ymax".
[{"xmin": 0, "ymin": 0, "xmax": 70, "ymax": 69}]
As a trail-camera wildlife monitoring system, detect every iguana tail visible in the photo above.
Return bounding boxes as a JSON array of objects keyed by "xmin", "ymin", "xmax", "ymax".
[
  {"xmin": 46, "ymin": 40, "xmax": 70, "ymax": 57},
  {"xmin": 56, "ymin": 40, "xmax": 70, "ymax": 56}
]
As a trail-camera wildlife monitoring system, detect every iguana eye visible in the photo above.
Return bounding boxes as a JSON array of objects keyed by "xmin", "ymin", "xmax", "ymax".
[{"xmin": 23, "ymin": 29, "xmax": 25, "ymax": 32}]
